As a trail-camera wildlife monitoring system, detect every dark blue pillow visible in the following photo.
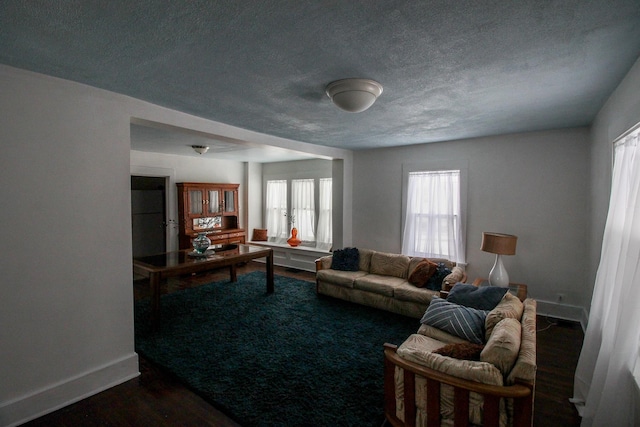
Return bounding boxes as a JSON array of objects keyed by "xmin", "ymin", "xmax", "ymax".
[
  {"xmin": 331, "ymin": 247, "xmax": 360, "ymax": 271},
  {"xmin": 447, "ymin": 283, "xmax": 508, "ymax": 311},
  {"xmin": 425, "ymin": 263, "xmax": 452, "ymax": 290}
]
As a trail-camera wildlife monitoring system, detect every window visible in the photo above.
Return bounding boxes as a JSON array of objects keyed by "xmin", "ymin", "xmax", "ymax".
[
  {"xmin": 316, "ymin": 178, "xmax": 332, "ymax": 250},
  {"xmin": 402, "ymin": 170, "xmax": 465, "ymax": 263},
  {"xmin": 264, "ymin": 177, "xmax": 332, "ymax": 248},
  {"xmin": 291, "ymin": 179, "xmax": 315, "ymax": 241},
  {"xmin": 265, "ymin": 180, "xmax": 288, "ymax": 242}
]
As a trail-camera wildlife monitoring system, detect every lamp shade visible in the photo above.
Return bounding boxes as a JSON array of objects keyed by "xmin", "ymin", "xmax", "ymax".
[
  {"xmin": 481, "ymin": 232, "xmax": 517, "ymax": 255},
  {"xmin": 326, "ymin": 78, "xmax": 383, "ymax": 113}
]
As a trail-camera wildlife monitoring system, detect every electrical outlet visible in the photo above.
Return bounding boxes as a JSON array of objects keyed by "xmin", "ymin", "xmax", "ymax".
[{"xmin": 557, "ymin": 293, "xmax": 565, "ymax": 303}]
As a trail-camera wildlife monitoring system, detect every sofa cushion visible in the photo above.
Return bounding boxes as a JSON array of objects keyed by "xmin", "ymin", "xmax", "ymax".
[
  {"xmin": 397, "ymin": 334, "xmax": 503, "ymax": 385},
  {"xmin": 485, "ymin": 292, "xmax": 524, "ymax": 341},
  {"xmin": 434, "ymin": 342, "xmax": 485, "ymax": 361},
  {"xmin": 417, "ymin": 324, "xmax": 469, "ymax": 344},
  {"xmin": 447, "ymin": 283, "xmax": 508, "ymax": 311},
  {"xmin": 480, "ymin": 318, "xmax": 521, "ymax": 376},
  {"xmin": 316, "ymin": 269, "xmax": 366, "ymax": 288},
  {"xmin": 353, "ymin": 274, "xmax": 405, "ymax": 297},
  {"xmin": 394, "ymin": 282, "xmax": 437, "ymax": 304},
  {"xmin": 370, "ymin": 252, "xmax": 411, "ymax": 279},
  {"xmin": 407, "ymin": 259, "xmax": 438, "ymax": 287},
  {"xmin": 358, "ymin": 248, "xmax": 375, "ymax": 272},
  {"xmin": 420, "ymin": 297, "xmax": 488, "ymax": 344},
  {"xmin": 506, "ymin": 299, "xmax": 537, "ymax": 385},
  {"xmin": 331, "ymin": 247, "xmax": 360, "ymax": 271}
]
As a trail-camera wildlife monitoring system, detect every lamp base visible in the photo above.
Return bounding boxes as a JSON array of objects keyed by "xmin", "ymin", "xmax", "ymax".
[{"xmin": 488, "ymin": 254, "xmax": 509, "ymax": 287}]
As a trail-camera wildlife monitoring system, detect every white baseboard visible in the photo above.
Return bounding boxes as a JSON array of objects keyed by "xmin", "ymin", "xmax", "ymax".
[
  {"xmin": 536, "ymin": 299, "xmax": 586, "ymax": 327},
  {"xmin": 1, "ymin": 353, "xmax": 139, "ymax": 427}
]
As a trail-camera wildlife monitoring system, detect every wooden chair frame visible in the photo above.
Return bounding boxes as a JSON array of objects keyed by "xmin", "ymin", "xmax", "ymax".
[{"xmin": 383, "ymin": 343, "xmax": 534, "ymax": 427}]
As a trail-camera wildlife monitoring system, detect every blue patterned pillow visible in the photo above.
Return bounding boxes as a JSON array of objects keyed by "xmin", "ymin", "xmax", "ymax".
[
  {"xmin": 420, "ymin": 297, "xmax": 488, "ymax": 344},
  {"xmin": 447, "ymin": 283, "xmax": 508, "ymax": 311},
  {"xmin": 331, "ymin": 247, "xmax": 360, "ymax": 271}
]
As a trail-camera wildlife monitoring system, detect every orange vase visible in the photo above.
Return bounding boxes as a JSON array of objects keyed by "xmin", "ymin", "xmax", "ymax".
[{"xmin": 287, "ymin": 227, "xmax": 301, "ymax": 247}]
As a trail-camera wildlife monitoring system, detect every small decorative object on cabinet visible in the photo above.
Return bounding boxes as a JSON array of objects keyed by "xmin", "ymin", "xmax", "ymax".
[{"xmin": 177, "ymin": 182, "xmax": 246, "ymax": 250}]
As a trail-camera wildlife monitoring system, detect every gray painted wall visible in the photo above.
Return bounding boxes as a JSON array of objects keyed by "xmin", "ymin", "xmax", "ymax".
[{"xmin": 353, "ymin": 128, "xmax": 590, "ymax": 317}]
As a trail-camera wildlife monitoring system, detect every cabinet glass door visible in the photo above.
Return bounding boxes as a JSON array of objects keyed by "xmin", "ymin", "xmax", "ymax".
[
  {"xmin": 207, "ymin": 190, "xmax": 220, "ymax": 214},
  {"xmin": 224, "ymin": 190, "xmax": 235, "ymax": 212},
  {"xmin": 189, "ymin": 190, "xmax": 203, "ymax": 215}
]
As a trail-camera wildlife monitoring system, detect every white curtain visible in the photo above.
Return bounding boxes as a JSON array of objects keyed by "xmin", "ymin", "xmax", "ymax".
[
  {"xmin": 292, "ymin": 179, "xmax": 315, "ymax": 241},
  {"xmin": 402, "ymin": 170, "xmax": 465, "ymax": 263},
  {"xmin": 572, "ymin": 127, "xmax": 640, "ymax": 426},
  {"xmin": 316, "ymin": 178, "xmax": 332, "ymax": 251},
  {"xmin": 265, "ymin": 180, "xmax": 288, "ymax": 242}
]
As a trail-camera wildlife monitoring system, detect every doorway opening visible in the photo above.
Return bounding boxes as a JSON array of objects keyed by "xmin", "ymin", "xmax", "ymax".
[{"xmin": 131, "ymin": 176, "xmax": 167, "ymax": 257}]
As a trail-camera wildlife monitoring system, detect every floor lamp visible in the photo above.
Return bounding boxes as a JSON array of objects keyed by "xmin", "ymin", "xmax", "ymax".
[{"xmin": 481, "ymin": 232, "xmax": 517, "ymax": 287}]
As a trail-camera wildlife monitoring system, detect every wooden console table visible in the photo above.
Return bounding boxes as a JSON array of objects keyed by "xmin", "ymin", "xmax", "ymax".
[{"xmin": 133, "ymin": 244, "xmax": 273, "ymax": 327}]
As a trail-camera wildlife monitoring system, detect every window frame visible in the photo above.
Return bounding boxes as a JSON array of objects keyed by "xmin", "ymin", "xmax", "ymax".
[
  {"xmin": 263, "ymin": 176, "xmax": 332, "ymax": 248},
  {"xmin": 401, "ymin": 161, "xmax": 468, "ymax": 264}
]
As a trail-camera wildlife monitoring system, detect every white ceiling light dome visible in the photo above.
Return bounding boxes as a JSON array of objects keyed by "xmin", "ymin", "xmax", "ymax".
[
  {"xmin": 326, "ymin": 78, "xmax": 383, "ymax": 113},
  {"xmin": 192, "ymin": 145, "xmax": 209, "ymax": 154}
]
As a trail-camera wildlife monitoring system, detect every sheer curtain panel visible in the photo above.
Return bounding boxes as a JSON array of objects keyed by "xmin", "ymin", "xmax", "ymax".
[
  {"xmin": 316, "ymin": 178, "xmax": 332, "ymax": 250},
  {"xmin": 265, "ymin": 180, "xmax": 288, "ymax": 242},
  {"xmin": 292, "ymin": 179, "xmax": 315, "ymax": 242},
  {"xmin": 402, "ymin": 170, "xmax": 464, "ymax": 263},
  {"xmin": 572, "ymin": 126, "xmax": 640, "ymax": 426}
]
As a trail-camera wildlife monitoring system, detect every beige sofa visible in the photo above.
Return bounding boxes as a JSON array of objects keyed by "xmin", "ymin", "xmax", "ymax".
[
  {"xmin": 383, "ymin": 292, "xmax": 537, "ymax": 427},
  {"xmin": 315, "ymin": 248, "xmax": 465, "ymax": 318}
]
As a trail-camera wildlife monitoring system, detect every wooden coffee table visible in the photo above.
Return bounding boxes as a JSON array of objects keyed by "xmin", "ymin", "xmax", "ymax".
[{"xmin": 133, "ymin": 244, "xmax": 274, "ymax": 327}]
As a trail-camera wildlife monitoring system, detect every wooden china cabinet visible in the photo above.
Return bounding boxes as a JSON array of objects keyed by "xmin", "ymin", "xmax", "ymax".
[{"xmin": 176, "ymin": 182, "xmax": 246, "ymax": 250}]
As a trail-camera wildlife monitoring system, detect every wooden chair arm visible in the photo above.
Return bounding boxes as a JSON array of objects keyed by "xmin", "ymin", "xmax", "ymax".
[
  {"xmin": 383, "ymin": 343, "xmax": 532, "ymax": 397},
  {"xmin": 383, "ymin": 343, "xmax": 534, "ymax": 427}
]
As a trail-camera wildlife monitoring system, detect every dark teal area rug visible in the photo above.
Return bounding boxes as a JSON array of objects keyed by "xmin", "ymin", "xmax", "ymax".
[{"xmin": 134, "ymin": 271, "xmax": 419, "ymax": 426}]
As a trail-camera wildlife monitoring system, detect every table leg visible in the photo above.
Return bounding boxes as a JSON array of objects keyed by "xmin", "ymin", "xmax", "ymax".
[
  {"xmin": 266, "ymin": 250, "xmax": 274, "ymax": 293},
  {"xmin": 150, "ymin": 272, "xmax": 161, "ymax": 329},
  {"xmin": 230, "ymin": 264, "xmax": 237, "ymax": 282}
]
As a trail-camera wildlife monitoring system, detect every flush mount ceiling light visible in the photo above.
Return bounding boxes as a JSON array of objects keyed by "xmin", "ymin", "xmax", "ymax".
[
  {"xmin": 192, "ymin": 145, "xmax": 209, "ymax": 154},
  {"xmin": 326, "ymin": 78, "xmax": 383, "ymax": 113}
]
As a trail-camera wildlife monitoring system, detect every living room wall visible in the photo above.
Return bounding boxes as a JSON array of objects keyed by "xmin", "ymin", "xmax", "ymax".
[
  {"xmin": 0, "ymin": 65, "xmax": 350, "ymax": 426},
  {"xmin": 353, "ymin": 128, "xmax": 590, "ymax": 320}
]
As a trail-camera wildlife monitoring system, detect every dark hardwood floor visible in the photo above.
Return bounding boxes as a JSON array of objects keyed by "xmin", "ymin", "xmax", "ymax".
[{"xmin": 22, "ymin": 262, "xmax": 583, "ymax": 426}]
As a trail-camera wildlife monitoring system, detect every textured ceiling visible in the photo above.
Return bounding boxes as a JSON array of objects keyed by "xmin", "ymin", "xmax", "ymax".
[{"xmin": 2, "ymin": 1, "xmax": 640, "ymax": 153}]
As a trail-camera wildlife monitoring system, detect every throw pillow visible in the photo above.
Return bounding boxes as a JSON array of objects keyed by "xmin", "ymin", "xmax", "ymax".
[
  {"xmin": 330, "ymin": 247, "xmax": 360, "ymax": 271},
  {"xmin": 408, "ymin": 259, "xmax": 438, "ymax": 287},
  {"xmin": 480, "ymin": 318, "xmax": 522, "ymax": 376},
  {"xmin": 251, "ymin": 228, "xmax": 268, "ymax": 241},
  {"xmin": 447, "ymin": 283, "xmax": 508, "ymax": 311},
  {"xmin": 425, "ymin": 263, "xmax": 452, "ymax": 291},
  {"xmin": 420, "ymin": 297, "xmax": 488, "ymax": 344},
  {"xmin": 485, "ymin": 292, "xmax": 524, "ymax": 341},
  {"xmin": 433, "ymin": 342, "xmax": 485, "ymax": 361}
]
